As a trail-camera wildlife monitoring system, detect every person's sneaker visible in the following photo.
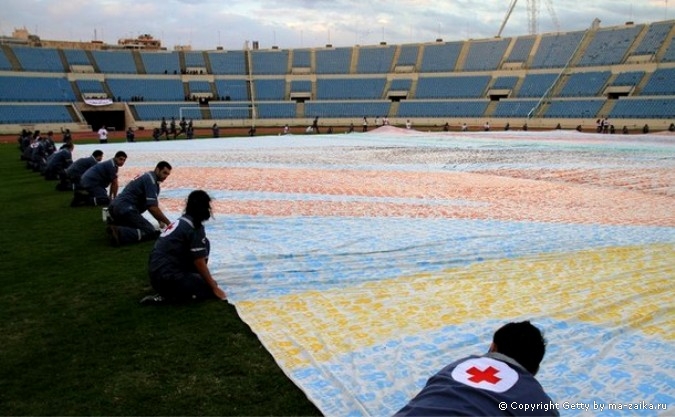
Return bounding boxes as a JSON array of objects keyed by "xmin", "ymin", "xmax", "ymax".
[
  {"xmin": 140, "ymin": 294, "xmax": 165, "ymax": 305},
  {"xmin": 106, "ymin": 225, "xmax": 120, "ymax": 246}
]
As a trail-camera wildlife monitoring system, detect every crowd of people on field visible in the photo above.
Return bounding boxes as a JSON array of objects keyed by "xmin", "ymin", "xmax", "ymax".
[{"xmin": 16, "ymin": 129, "xmax": 226, "ymax": 306}]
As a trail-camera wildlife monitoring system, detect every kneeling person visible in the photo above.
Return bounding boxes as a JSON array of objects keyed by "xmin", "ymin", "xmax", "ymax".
[
  {"xmin": 107, "ymin": 161, "xmax": 172, "ymax": 245},
  {"xmin": 143, "ymin": 190, "xmax": 226, "ymax": 303}
]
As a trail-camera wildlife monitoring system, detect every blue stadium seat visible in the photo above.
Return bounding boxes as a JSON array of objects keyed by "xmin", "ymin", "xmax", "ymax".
[
  {"xmin": 397, "ymin": 45, "xmax": 419, "ymax": 66},
  {"xmin": 559, "ymin": 71, "xmax": 610, "ymax": 97},
  {"xmin": 544, "ymin": 99, "xmax": 604, "ymax": 118},
  {"xmin": 463, "ymin": 39, "xmax": 510, "ymax": 71},
  {"xmin": 140, "ymin": 51, "xmax": 181, "ymax": 74},
  {"xmin": 398, "ymin": 100, "xmax": 489, "ymax": 117},
  {"xmin": 506, "ymin": 37, "xmax": 535, "ymax": 63},
  {"xmin": 316, "ymin": 78, "xmax": 386, "ymax": 99},
  {"xmin": 107, "ymin": 78, "xmax": 184, "ymax": 101},
  {"xmin": 0, "ymin": 104, "xmax": 74, "ymax": 123},
  {"xmin": 12, "ymin": 46, "xmax": 64, "ymax": 72},
  {"xmin": 251, "ymin": 50, "xmax": 289, "ymax": 75},
  {"xmin": 254, "ymin": 79, "xmax": 286, "ymax": 100},
  {"xmin": 577, "ymin": 25, "xmax": 643, "ymax": 67},
  {"xmin": 91, "ymin": 50, "xmax": 137, "ymax": 74},
  {"xmin": 316, "ymin": 48, "xmax": 352, "ymax": 74},
  {"xmin": 214, "ymin": 79, "xmax": 249, "ymax": 100},
  {"xmin": 416, "ymin": 76, "xmax": 489, "ymax": 99},
  {"xmin": 357, "ymin": 46, "xmax": 395, "ymax": 73},
  {"xmin": 530, "ymin": 31, "xmax": 584, "ymax": 68},
  {"xmin": 0, "ymin": 76, "xmax": 75, "ymax": 101},
  {"xmin": 207, "ymin": 51, "xmax": 246, "ymax": 75},
  {"xmin": 420, "ymin": 42, "xmax": 462, "ymax": 72},
  {"xmin": 305, "ymin": 101, "xmax": 390, "ymax": 118}
]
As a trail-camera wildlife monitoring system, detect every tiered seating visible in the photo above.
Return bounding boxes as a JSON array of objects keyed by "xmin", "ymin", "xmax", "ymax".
[
  {"xmin": 491, "ymin": 76, "xmax": 519, "ymax": 89},
  {"xmin": 661, "ymin": 42, "xmax": 675, "ymax": 62},
  {"xmin": 559, "ymin": 71, "xmax": 610, "ymax": 97},
  {"xmin": 214, "ymin": 79, "xmax": 249, "ymax": 100},
  {"xmin": 506, "ymin": 36, "xmax": 535, "ymax": 62},
  {"xmin": 463, "ymin": 39, "xmax": 510, "ymax": 71},
  {"xmin": 133, "ymin": 103, "xmax": 201, "ymax": 121},
  {"xmin": 187, "ymin": 81, "xmax": 212, "ymax": 93},
  {"xmin": 493, "ymin": 99, "xmax": 539, "ymax": 117},
  {"xmin": 251, "ymin": 50, "xmax": 289, "ymax": 75},
  {"xmin": 530, "ymin": 31, "xmax": 584, "ymax": 68},
  {"xmin": 76, "ymin": 80, "xmax": 106, "ymax": 94},
  {"xmin": 398, "ymin": 100, "xmax": 489, "ymax": 117},
  {"xmin": 304, "ymin": 101, "xmax": 391, "ymax": 118},
  {"xmin": 140, "ymin": 51, "xmax": 181, "ymax": 74},
  {"xmin": 256, "ymin": 102, "xmax": 296, "ymax": 118},
  {"xmin": 12, "ymin": 46, "xmax": 63, "ymax": 72},
  {"xmin": 91, "ymin": 50, "xmax": 137, "ymax": 74},
  {"xmin": 356, "ymin": 46, "xmax": 395, "ymax": 73},
  {"xmin": 389, "ymin": 79, "xmax": 412, "ymax": 90},
  {"xmin": 0, "ymin": 76, "xmax": 76, "ymax": 101},
  {"xmin": 577, "ymin": 25, "xmax": 643, "ymax": 66},
  {"xmin": 544, "ymin": 99, "xmax": 604, "ymax": 118},
  {"xmin": 419, "ymin": 42, "xmax": 462, "ymax": 72},
  {"xmin": 516, "ymin": 73, "xmax": 558, "ymax": 97},
  {"xmin": 290, "ymin": 80, "xmax": 312, "ymax": 92},
  {"xmin": 63, "ymin": 49, "xmax": 91, "ymax": 66},
  {"xmin": 254, "ymin": 79, "xmax": 285, "ymax": 100},
  {"xmin": 631, "ymin": 21, "xmax": 674, "ymax": 56},
  {"xmin": 207, "ymin": 51, "xmax": 246, "ymax": 75},
  {"xmin": 0, "ymin": 49, "xmax": 13, "ymax": 70},
  {"xmin": 292, "ymin": 49, "xmax": 311, "ymax": 68},
  {"xmin": 640, "ymin": 68, "xmax": 675, "ymax": 95},
  {"xmin": 610, "ymin": 98, "xmax": 675, "ymax": 118},
  {"xmin": 184, "ymin": 51, "xmax": 206, "ymax": 68},
  {"xmin": 316, "ymin": 78, "xmax": 386, "ymax": 99},
  {"xmin": 0, "ymin": 104, "xmax": 73, "ymax": 123},
  {"xmin": 611, "ymin": 71, "xmax": 644, "ymax": 86},
  {"xmin": 415, "ymin": 75, "xmax": 489, "ymax": 98},
  {"xmin": 315, "ymin": 47, "xmax": 352, "ymax": 74},
  {"xmin": 107, "ymin": 78, "xmax": 183, "ymax": 101},
  {"xmin": 396, "ymin": 45, "xmax": 419, "ymax": 66}
]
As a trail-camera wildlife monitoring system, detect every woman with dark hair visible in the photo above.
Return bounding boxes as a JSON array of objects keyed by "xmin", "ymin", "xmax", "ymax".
[{"xmin": 142, "ymin": 190, "xmax": 226, "ymax": 304}]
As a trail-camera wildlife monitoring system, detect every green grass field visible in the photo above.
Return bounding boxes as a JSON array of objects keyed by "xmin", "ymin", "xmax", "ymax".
[{"xmin": 0, "ymin": 143, "xmax": 321, "ymax": 415}]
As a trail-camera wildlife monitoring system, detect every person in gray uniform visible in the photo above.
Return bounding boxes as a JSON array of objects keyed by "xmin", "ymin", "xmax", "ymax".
[
  {"xmin": 106, "ymin": 161, "xmax": 172, "ymax": 246},
  {"xmin": 395, "ymin": 321, "xmax": 559, "ymax": 416},
  {"xmin": 73, "ymin": 151, "xmax": 126, "ymax": 206},
  {"xmin": 141, "ymin": 190, "xmax": 226, "ymax": 304},
  {"xmin": 63, "ymin": 150, "xmax": 103, "ymax": 190}
]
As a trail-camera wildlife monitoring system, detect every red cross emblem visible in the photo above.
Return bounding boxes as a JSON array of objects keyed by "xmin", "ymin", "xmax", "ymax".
[{"xmin": 466, "ymin": 366, "xmax": 501, "ymax": 384}]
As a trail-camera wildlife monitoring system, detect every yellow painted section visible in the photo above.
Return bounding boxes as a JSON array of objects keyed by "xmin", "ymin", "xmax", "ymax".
[{"xmin": 236, "ymin": 243, "xmax": 675, "ymax": 370}]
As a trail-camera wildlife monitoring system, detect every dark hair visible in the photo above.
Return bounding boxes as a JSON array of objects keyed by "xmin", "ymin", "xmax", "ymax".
[
  {"xmin": 114, "ymin": 151, "xmax": 127, "ymax": 158},
  {"xmin": 156, "ymin": 160, "xmax": 172, "ymax": 170},
  {"xmin": 184, "ymin": 190, "xmax": 212, "ymax": 227},
  {"xmin": 92, "ymin": 150, "xmax": 103, "ymax": 158},
  {"xmin": 492, "ymin": 321, "xmax": 546, "ymax": 375}
]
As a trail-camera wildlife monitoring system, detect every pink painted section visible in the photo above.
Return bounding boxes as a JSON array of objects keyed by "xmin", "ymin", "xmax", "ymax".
[{"xmin": 124, "ymin": 167, "xmax": 675, "ymax": 226}]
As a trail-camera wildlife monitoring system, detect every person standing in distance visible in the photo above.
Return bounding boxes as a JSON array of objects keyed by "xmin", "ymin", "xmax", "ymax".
[
  {"xmin": 395, "ymin": 321, "xmax": 559, "ymax": 416},
  {"xmin": 142, "ymin": 190, "xmax": 226, "ymax": 304},
  {"xmin": 98, "ymin": 125, "xmax": 109, "ymax": 144}
]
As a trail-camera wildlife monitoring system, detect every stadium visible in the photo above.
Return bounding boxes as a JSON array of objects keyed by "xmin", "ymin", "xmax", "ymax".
[
  {"xmin": 1, "ymin": 8, "xmax": 675, "ymax": 417},
  {"xmin": 1, "ymin": 17, "xmax": 675, "ymax": 134}
]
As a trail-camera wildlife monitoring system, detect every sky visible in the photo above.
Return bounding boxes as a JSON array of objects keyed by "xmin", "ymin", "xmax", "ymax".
[{"xmin": 1, "ymin": 0, "xmax": 671, "ymax": 51}]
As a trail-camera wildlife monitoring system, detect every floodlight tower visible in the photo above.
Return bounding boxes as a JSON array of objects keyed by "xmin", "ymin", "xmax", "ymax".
[{"xmin": 497, "ymin": 0, "xmax": 560, "ymax": 37}]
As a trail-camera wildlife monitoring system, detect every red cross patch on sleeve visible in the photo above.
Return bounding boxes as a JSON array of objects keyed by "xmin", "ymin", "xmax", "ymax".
[{"xmin": 451, "ymin": 357, "xmax": 519, "ymax": 393}]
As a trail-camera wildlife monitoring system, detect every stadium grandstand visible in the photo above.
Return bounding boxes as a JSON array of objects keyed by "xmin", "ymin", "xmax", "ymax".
[{"xmin": 1, "ymin": 19, "xmax": 675, "ymax": 135}]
